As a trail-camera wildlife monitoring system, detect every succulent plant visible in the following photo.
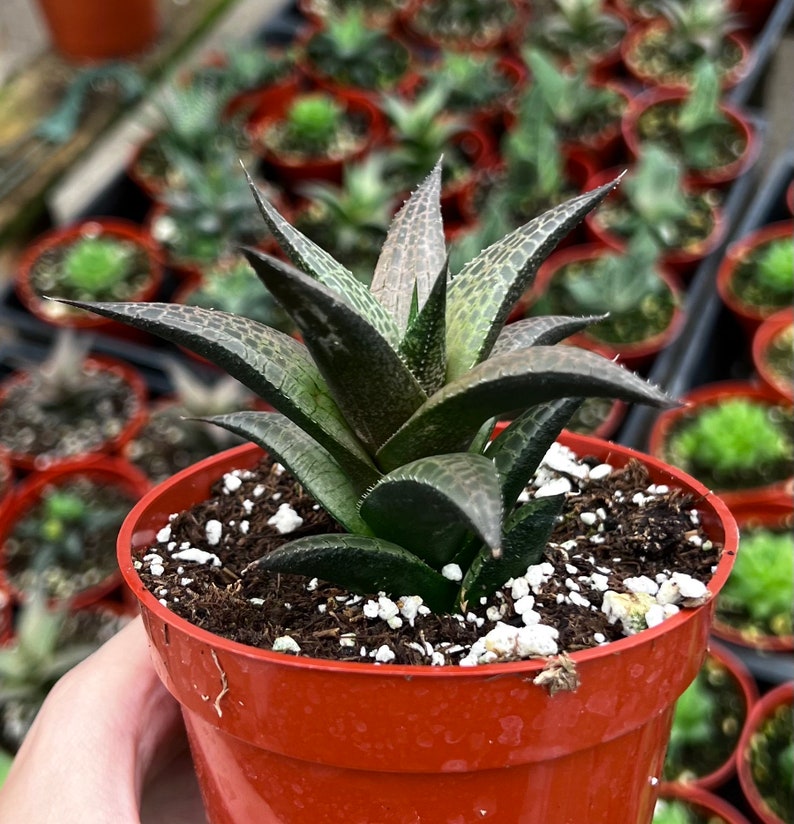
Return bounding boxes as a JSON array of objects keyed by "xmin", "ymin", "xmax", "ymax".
[
  {"xmin": 656, "ymin": 0, "xmax": 741, "ymax": 64},
  {"xmin": 61, "ymin": 236, "xmax": 136, "ymax": 293},
  {"xmin": 755, "ymin": 239, "xmax": 794, "ymax": 299},
  {"xmin": 264, "ymin": 93, "xmax": 347, "ymax": 158},
  {"xmin": 63, "ymin": 161, "xmax": 672, "ymax": 613}
]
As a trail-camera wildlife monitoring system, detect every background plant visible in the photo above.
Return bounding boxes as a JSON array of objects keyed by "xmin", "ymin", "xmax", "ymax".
[
  {"xmin": 68, "ymin": 162, "xmax": 672, "ymax": 614},
  {"xmin": 731, "ymin": 237, "xmax": 794, "ymax": 310}
]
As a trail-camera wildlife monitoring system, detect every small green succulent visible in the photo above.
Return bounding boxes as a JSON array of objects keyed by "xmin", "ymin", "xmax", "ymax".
[
  {"xmin": 62, "ymin": 236, "xmax": 136, "ymax": 292},
  {"xmin": 271, "ymin": 94, "xmax": 347, "ymax": 158},
  {"xmin": 303, "ymin": 8, "xmax": 410, "ymax": 90},
  {"xmin": 657, "ymin": 0, "xmax": 741, "ymax": 64},
  {"xmin": 666, "ymin": 397, "xmax": 793, "ymax": 490},
  {"xmin": 756, "ymin": 239, "xmax": 794, "ymax": 298},
  {"xmin": 64, "ymin": 161, "xmax": 672, "ymax": 613},
  {"xmin": 652, "ymin": 799, "xmax": 695, "ymax": 824},
  {"xmin": 717, "ymin": 528, "xmax": 793, "ymax": 638},
  {"xmin": 748, "ymin": 703, "xmax": 794, "ymax": 822}
]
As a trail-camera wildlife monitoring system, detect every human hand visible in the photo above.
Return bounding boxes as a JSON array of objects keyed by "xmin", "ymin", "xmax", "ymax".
[{"xmin": 0, "ymin": 615, "xmax": 207, "ymax": 823}]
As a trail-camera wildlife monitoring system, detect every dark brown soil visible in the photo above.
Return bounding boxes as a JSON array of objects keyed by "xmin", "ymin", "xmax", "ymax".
[{"xmin": 135, "ymin": 450, "xmax": 722, "ymax": 666}]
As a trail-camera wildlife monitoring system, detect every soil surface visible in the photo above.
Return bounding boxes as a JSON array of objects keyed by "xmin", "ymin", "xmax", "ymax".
[{"xmin": 135, "ymin": 444, "xmax": 722, "ymax": 667}]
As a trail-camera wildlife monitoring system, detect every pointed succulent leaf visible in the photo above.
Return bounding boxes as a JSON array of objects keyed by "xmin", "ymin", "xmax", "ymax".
[
  {"xmin": 359, "ymin": 453, "xmax": 503, "ymax": 569},
  {"xmin": 57, "ymin": 300, "xmax": 372, "ymax": 471},
  {"xmin": 244, "ymin": 249, "xmax": 427, "ymax": 454},
  {"xmin": 252, "ymin": 535, "xmax": 459, "ymax": 613},
  {"xmin": 398, "ymin": 255, "xmax": 448, "ymax": 395},
  {"xmin": 200, "ymin": 411, "xmax": 376, "ymax": 532},
  {"xmin": 460, "ymin": 495, "xmax": 564, "ymax": 608},
  {"xmin": 244, "ymin": 169, "xmax": 400, "ymax": 347},
  {"xmin": 378, "ymin": 346, "xmax": 674, "ymax": 468},
  {"xmin": 445, "ymin": 178, "xmax": 623, "ymax": 380},
  {"xmin": 486, "ymin": 398, "xmax": 584, "ymax": 509},
  {"xmin": 489, "ymin": 315, "xmax": 609, "ymax": 358},
  {"xmin": 370, "ymin": 160, "xmax": 446, "ymax": 332}
]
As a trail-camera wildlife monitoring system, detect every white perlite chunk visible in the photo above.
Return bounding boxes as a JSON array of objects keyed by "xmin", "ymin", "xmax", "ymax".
[
  {"xmin": 601, "ymin": 591, "xmax": 656, "ymax": 635},
  {"xmin": 272, "ymin": 636, "xmax": 301, "ymax": 654},
  {"xmin": 624, "ymin": 576, "xmax": 659, "ymax": 596},
  {"xmin": 588, "ymin": 463, "xmax": 613, "ymax": 480},
  {"xmin": 172, "ymin": 547, "xmax": 221, "ymax": 567},
  {"xmin": 205, "ymin": 519, "xmax": 223, "ymax": 546},
  {"xmin": 374, "ymin": 645, "xmax": 396, "ymax": 664},
  {"xmin": 222, "ymin": 472, "xmax": 243, "ymax": 493},
  {"xmin": 267, "ymin": 503, "xmax": 304, "ymax": 534},
  {"xmin": 442, "ymin": 563, "xmax": 463, "ymax": 582},
  {"xmin": 156, "ymin": 525, "xmax": 171, "ymax": 543},
  {"xmin": 477, "ymin": 621, "xmax": 560, "ymax": 662},
  {"xmin": 534, "ymin": 476, "xmax": 573, "ymax": 497}
]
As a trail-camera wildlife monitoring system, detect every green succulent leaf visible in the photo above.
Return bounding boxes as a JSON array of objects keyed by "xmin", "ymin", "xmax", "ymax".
[
  {"xmin": 445, "ymin": 178, "xmax": 623, "ymax": 380},
  {"xmin": 486, "ymin": 398, "xmax": 584, "ymax": 509},
  {"xmin": 252, "ymin": 534, "xmax": 459, "ymax": 613},
  {"xmin": 244, "ymin": 168, "xmax": 400, "ymax": 347},
  {"xmin": 460, "ymin": 494, "xmax": 564, "ymax": 608},
  {"xmin": 398, "ymin": 254, "xmax": 448, "ymax": 395},
  {"xmin": 199, "ymin": 411, "xmax": 375, "ymax": 533},
  {"xmin": 57, "ymin": 300, "xmax": 373, "ymax": 473},
  {"xmin": 489, "ymin": 315, "xmax": 609, "ymax": 357},
  {"xmin": 378, "ymin": 346, "xmax": 673, "ymax": 468},
  {"xmin": 244, "ymin": 249, "xmax": 427, "ymax": 454},
  {"xmin": 359, "ymin": 452, "xmax": 503, "ymax": 569},
  {"xmin": 370, "ymin": 160, "xmax": 446, "ymax": 332}
]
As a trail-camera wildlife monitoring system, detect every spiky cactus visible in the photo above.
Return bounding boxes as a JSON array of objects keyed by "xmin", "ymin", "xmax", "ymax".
[{"xmin": 63, "ymin": 162, "xmax": 672, "ymax": 613}]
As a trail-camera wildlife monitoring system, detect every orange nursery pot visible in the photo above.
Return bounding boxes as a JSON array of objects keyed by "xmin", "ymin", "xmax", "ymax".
[
  {"xmin": 647, "ymin": 381, "xmax": 794, "ymax": 512},
  {"xmin": 711, "ymin": 498, "xmax": 794, "ymax": 653},
  {"xmin": 119, "ymin": 433, "xmax": 738, "ymax": 824},
  {"xmin": 716, "ymin": 221, "xmax": 794, "ymax": 339},
  {"xmin": 34, "ymin": 0, "xmax": 158, "ymax": 62},
  {"xmin": 752, "ymin": 308, "xmax": 793, "ymax": 404},
  {"xmin": 736, "ymin": 682, "xmax": 794, "ymax": 824}
]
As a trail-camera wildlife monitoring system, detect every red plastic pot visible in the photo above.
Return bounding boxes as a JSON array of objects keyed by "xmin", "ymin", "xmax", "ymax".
[
  {"xmin": 647, "ymin": 381, "xmax": 794, "ymax": 512},
  {"xmin": 716, "ymin": 221, "xmax": 794, "ymax": 339},
  {"xmin": 0, "ymin": 354, "xmax": 149, "ymax": 473},
  {"xmin": 737, "ymin": 682, "xmax": 794, "ymax": 824},
  {"xmin": 246, "ymin": 88, "xmax": 387, "ymax": 191},
  {"xmin": 530, "ymin": 242, "xmax": 686, "ymax": 372},
  {"xmin": 119, "ymin": 433, "xmax": 738, "ymax": 824},
  {"xmin": 15, "ymin": 218, "xmax": 164, "ymax": 337},
  {"xmin": 584, "ymin": 165, "xmax": 727, "ymax": 278},
  {"xmin": 34, "ymin": 0, "xmax": 158, "ymax": 62},
  {"xmin": 620, "ymin": 19, "xmax": 753, "ymax": 91},
  {"xmin": 0, "ymin": 456, "xmax": 149, "ymax": 610},
  {"xmin": 621, "ymin": 87, "xmax": 759, "ymax": 189},
  {"xmin": 752, "ymin": 308, "xmax": 793, "ymax": 404},
  {"xmin": 711, "ymin": 498, "xmax": 794, "ymax": 653},
  {"xmin": 657, "ymin": 781, "xmax": 752, "ymax": 824}
]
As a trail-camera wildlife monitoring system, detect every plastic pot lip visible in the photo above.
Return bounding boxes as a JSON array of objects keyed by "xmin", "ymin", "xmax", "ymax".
[
  {"xmin": 14, "ymin": 218, "xmax": 165, "ymax": 330},
  {"xmin": 736, "ymin": 681, "xmax": 794, "ymax": 824},
  {"xmin": 118, "ymin": 432, "xmax": 739, "ymax": 680},
  {"xmin": 658, "ymin": 781, "xmax": 753, "ymax": 824},
  {"xmin": 752, "ymin": 308, "xmax": 794, "ymax": 403},
  {"xmin": 716, "ymin": 221, "xmax": 794, "ymax": 326},
  {"xmin": 0, "ymin": 355, "xmax": 150, "ymax": 472},
  {"xmin": 620, "ymin": 20, "xmax": 753, "ymax": 91}
]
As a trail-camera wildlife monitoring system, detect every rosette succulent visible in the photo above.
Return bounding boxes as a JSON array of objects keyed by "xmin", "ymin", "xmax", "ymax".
[{"xmin": 62, "ymin": 162, "xmax": 672, "ymax": 613}]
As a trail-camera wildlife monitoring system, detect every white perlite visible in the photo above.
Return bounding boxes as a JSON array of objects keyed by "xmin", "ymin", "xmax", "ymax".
[
  {"xmin": 172, "ymin": 547, "xmax": 221, "ymax": 567},
  {"xmin": 442, "ymin": 563, "xmax": 463, "ymax": 582},
  {"xmin": 272, "ymin": 635, "xmax": 301, "ymax": 654},
  {"xmin": 267, "ymin": 503, "xmax": 304, "ymax": 534},
  {"xmin": 205, "ymin": 520, "xmax": 223, "ymax": 546}
]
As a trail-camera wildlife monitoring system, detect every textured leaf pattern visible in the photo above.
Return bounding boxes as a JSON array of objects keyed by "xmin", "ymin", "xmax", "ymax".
[
  {"xmin": 489, "ymin": 315, "xmax": 608, "ymax": 357},
  {"xmin": 445, "ymin": 178, "xmax": 623, "ymax": 380},
  {"xmin": 359, "ymin": 453, "xmax": 503, "ymax": 567},
  {"xmin": 398, "ymin": 257, "xmax": 448, "ymax": 395},
  {"xmin": 378, "ymin": 346, "xmax": 673, "ymax": 467},
  {"xmin": 245, "ymin": 171, "xmax": 400, "ymax": 347},
  {"xmin": 461, "ymin": 495, "xmax": 564, "ymax": 607},
  {"xmin": 245, "ymin": 250, "xmax": 427, "ymax": 454},
  {"xmin": 202, "ymin": 411, "xmax": 375, "ymax": 532},
  {"xmin": 61, "ymin": 300, "xmax": 370, "ymax": 467},
  {"xmin": 253, "ymin": 535, "xmax": 459, "ymax": 613},
  {"xmin": 371, "ymin": 161, "xmax": 445, "ymax": 332},
  {"xmin": 486, "ymin": 398, "xmax": 583, "ymax": 509}
]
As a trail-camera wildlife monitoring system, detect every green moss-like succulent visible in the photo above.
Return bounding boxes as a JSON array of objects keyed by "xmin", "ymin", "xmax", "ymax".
[
  {"xmin": 62, "ymin": 237, "xmax": 136, "ymax": 292},
  {"xmin": 63, "ymin": 161, "xmax": 672, "ymax": 613}
]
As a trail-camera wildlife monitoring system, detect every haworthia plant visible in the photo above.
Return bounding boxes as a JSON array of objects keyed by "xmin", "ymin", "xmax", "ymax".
[{"xmin": 62, "ymin": 160, "xmax": 674, "ymax": 612}]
